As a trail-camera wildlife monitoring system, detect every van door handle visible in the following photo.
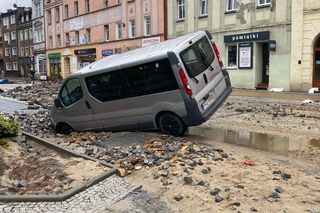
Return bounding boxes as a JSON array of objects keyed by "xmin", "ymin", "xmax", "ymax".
[
  {"xmin": 85, "ymin": 101, "xmax": 91, "ymax": 109},
  {"xmin": 203, "ymin": 73, "xmax": 208, "ymax": 84}
]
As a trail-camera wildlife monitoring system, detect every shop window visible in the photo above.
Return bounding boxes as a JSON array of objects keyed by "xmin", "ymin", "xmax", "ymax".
[
  {"xmin": 49, "ymin": 58, "xmax": 61, "ymax": 76},
  {"xmin": 177, "ymin": 0, "xmax": 185, "ymax": 20},
  {"xmin": 258, "ymin": 0, "xmax": 271, "ymax": 6},
  {"xmin": 60, "ymin": 78, "xmax": 83, "ymax": 107},
  {"xmin": 129, "ymin": 20, "xmax": 135, "ymax": 38},
  {"xmin": 227, "ymin": 45, "xmax": 237, "ymax": 68},
  {"xmin": 144, "ymin": 16, "xmax": 151, "ymax": 36},
  {"xmin": 226, "ymin": 0, "xmax": 238, "ymax": 11},
  {"xmin": 200, "ymin": 0, "xmax": 208, "ymax": 16}
]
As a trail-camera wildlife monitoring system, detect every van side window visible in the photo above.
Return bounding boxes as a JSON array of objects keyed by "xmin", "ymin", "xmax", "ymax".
[
  {"xmin": 123, "ymin": 59, "xmax": 179, "ymax": 97},
  {"xmin": 86, "ymin": 71, "xmax": 126, "ymax": 102},
  {"xmin": 60, "ymin": 78, "xmax": 83, "ymax": 106}
]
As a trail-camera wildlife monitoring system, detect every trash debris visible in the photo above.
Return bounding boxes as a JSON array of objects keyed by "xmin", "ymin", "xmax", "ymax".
[
  {"xmin": 308, "ymin": 87, "xmax": 319, "ymax": 94},
  {"xmin": 269, "ymin": 88, "xmax": 284, "ymax": 92},
  {"xmin": 302, "ymin": 99, "xmax": 313, "ymax": 104},
  {"xmin": 244, "ymin": 159, "xmax": 256, "ymax": 166}
]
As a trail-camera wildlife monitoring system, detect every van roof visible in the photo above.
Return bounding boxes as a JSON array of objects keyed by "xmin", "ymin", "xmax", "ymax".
[{"xmin": 76, "ymin": 31, "xmax": 206, "ymax": 75}]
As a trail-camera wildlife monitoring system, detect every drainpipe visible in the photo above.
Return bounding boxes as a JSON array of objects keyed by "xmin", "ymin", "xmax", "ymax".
[{"xmin": 164, "ymin": 0, "xmax": 168, "ymax": 40}]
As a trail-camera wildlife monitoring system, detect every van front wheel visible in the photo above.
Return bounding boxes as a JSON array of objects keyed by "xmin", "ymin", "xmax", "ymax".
[{"xmin": 158, "ymin": 113, "xmax": 186, "ymax": 137}]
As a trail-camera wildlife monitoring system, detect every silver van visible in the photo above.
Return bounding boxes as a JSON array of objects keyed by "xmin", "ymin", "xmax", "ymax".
[{"xmin": 51, "ymin": 30, "xmax": 232, "ymax": 136}]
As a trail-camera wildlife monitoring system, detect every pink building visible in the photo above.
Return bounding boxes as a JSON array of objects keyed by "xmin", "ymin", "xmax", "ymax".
[{"xmin": 45, "ymin": 0, "xmax": 167, "ymax": 78}]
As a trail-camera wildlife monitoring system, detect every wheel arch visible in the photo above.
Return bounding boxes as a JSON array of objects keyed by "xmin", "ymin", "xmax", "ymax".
[{"xmin": 154, "ymin": 111, "xmax": 185, "ymax": 129}]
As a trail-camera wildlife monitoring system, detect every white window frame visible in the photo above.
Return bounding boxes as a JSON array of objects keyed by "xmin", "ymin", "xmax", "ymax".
[
  {"xmin": 226, "ymin": 0, "xmax": 238, "ymax": 11},
  {"xmin": 5, "ymin": 48, "xmax": 10, "ymax": 56},
  {"xmin": 4, "ymin": 33, "xmax": 10, "ymax": 42},
  {"xmin": 116, "ymin": 23, "xmax": 122, "ymax": 40},
  {"xmin": 6, "ymin": 62, "xmax": 12, "ymax": 71},
  {"xmin": 258, "ymin": 0, "xmax": 271, "ymax": 6},
  {"xmin": 29, "ymin": 28, "xmax": 33, "ymax": 39},
  {"xmin": 24, "ymin": 29, "xmax": 29, "ymax": 40},
  {"xmin": 13, "ymin": 62, "xmax": 18, "ymax": 71},
  {"xmin": 200, "ymin": 0, "xmax": 208, "ymax": 16},
  {"xmin": 20, "ymin": 30, "xmax": 24, "ymax": 41},
  {"xmin": 104, "ymin": 24, "xmax": 109, "ymax": 41},
  {"xmin": 21, "ymin": 47, "xmax": 25, "ymax": 57},
  {"xmin": 12, "ymin": 47, "xmax": 17, "ymax": 55},
  {"xmin": 3, "ymin": 17, "xmax": 9, "ymax": 27},
  {"xmin": 128, "ymin": 20, "xmax": 135, "ymax": 38},
  {"xmin": 10, "ymin": 15, "xmax": 15, "ymax": 24},
  {"xmin": 177, "ymin": 0, "xmax": 185, "ymax": 20},
  {"xmin": 144, "ymin": 16, "xmax": 151, "ymax": 36},
  {"xmin": 11, "ymin": 31, "xmax": 16, "ymax": 40},
  {"xmin": 226, "ymin": 45, "xmax": 238, "ymax": 69}
]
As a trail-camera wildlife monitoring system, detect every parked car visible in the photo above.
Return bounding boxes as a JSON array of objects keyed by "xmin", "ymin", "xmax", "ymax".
[{"xmin": 51, "ymin": 30, "xmax": 232, "ymax": 136}]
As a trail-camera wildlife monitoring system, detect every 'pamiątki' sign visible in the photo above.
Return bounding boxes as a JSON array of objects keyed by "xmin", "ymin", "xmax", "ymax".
[{"xmin": 224, "ymin": 31, "xmax": 270, "ymax": 43}]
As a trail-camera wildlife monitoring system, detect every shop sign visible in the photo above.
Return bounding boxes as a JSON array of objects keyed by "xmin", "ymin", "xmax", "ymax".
[
  {"xmin": 80, "ymin": 55, "xmax": 96, "ymax": 62},
  {"xmin": 224, "ymin": 31, "xmax": 270, "ymax": 43},
  {"xmin": 34, "ymin": 43, "xmax": 45, "ymax": 50},
  {"xmin": 35, "ymin": 50, "xmax": 45, "ymax": 55},
  {"xmin": 48, "ymin": 53, "xmax": 61, "ymax": 59},
  {"xmin": 75, "ymin": 48, "xmax": 96, "ymax": 55},
  {"xmin": 268, "ymin": 40, "xmax": 276, "ymax": 51},
  {"xmin": 142, "ymin": 37, "xmax": 161, "ymax": 47},
  {"xmin": 102, "ymin": 49, "xmax": 113, "ymax": 57},
  {"xmin": 38, "ymin": 54, "xmax": 46, "ymax": 61},
  {"xmin": 238, "ymin": 43, "xmax": 253, "ymax": 69}
]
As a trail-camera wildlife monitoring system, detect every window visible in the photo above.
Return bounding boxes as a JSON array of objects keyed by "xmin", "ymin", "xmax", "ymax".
[
  {"xmin": 75, "ymin": 31, "xmax": 79, "ymax": 44},
  {"xmin": 25, "ymin": 47, "xmax": 29, "ymax": 56},
  {"xmin": 65, "ymin": 5, "xmax": 69, "ymax": 18},
  {"xmin": 10, "ymin": 15, "xmax": 15, "ymax": 24},
  {"xmin": 258, "ymin": 0, "xmax": 271, "ymax": 6},
  {"xmin": 21, "ymin": 16, "xmax": 25, "ymax": 23},
  {"xmin": 200, "ymin": 0, "xmax": 208, "ymax": 16},
  {"xmin": 12, "ymin": 47, "xmax": 17, "ymax": 55},
  {"xmin": 128, "ymin": 20, "xmax": 135, "ymax": 38},
  {"xmin": 35, "ymin": 2, "xmax": 41, "ymax": 17},
  {"xmin": 11, "ymin": 31, "xmax": 16, "ymax": 40},
  {"xmin": 104, "ymin": 24, "xmax": 109, "ymax": 41},
  {"xmin": 86, "ymin": 29, "xmax": 90, "ymax": 43},
  {"xmin": 66, "ymin": 33, "xmax": 70, "ymax": 45},
  {"xmin": 30, "ymin": 46, "xmax": 34, "ymax": 55},
  {"xmin": 180, "ymin": 36, "xmax": 215, "ymax": 78},
  {"xmin": 6, "ymin": 62, "xmax": 12, "ymax": 71},
  {"xmin": 26, "ymin": 15, "xmax": 29, "ymax": 22},
  {"xmin": 144, "ymin": 16, "xmax": 151, "ymax": 36},
  {"xmin": 3, "ymin": 17, "xmax": 9, "ymax": 26},
  {"xmin": 177, "ymin": 0, "xmax": 185, "ymax": 20},
  {"xmin": 227, "ymin": 0, "xmax": 238, "ymax": 11},
  {"xmin": 227, "ymin": 45, "xmax": 237, "ymax": 68},
  {"xmin": 48, "ymin": 10, "xmax": 52, "ymax": 24},
  {"xmin": 49, "ymin": 36, "xmax": 53, "ymax": 48},
  {"xmin": 21, "ymin": 47, "xmax": 25, "ymax": 57},
  {"xmin": 55, "ymin": 7, "xmax": 60, "ymax": 22},
  {"xmin": 29, "ymin": 28, "xmax": 33, "ymax": 39},
  {"xmin": 5, "ymin": 48, "xmax": 10, "ymax": 56},
  {"xmin": 85, "ymin": 0, "xmax": 90, "ymax": 13},
  {"xmin": 105, "ymin": 0, "xmax": 108, "ymax": 7},
  {"xmin": 74, "ymin": 1, "xmax": 79, "ymax": 16},
  {"xmin": 13, "ymin": 62, "xmax": 18, "ymax": 71},
  {"xmin": 4, "ymin": 33, "xmax": 10, "ymax": 42},
  {"xmin": 25, "ymin": 29, "xmax": 29, "ymax": 40},
  {"xmin": 57, "ymin": 35, "xmax": 61, "ymax": 47},
  {"xmin": 116, "ymin": 23, "xmax": 122, "ymax": 40},
  {"xmin": 20, "ymin": 30, "xmax": 24, "ymax": 41},
  {"xmin": 118, "ymin": 0, "xmax": 121, "ymax": 4},
  {"xmin": 60, "ymin": 78, "xmax": 83, "ymax": 107}
]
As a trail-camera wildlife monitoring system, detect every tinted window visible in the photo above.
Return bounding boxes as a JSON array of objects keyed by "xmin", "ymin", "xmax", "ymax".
[
  {"xmin": 60, "ymin": 78, "xmax": 83, "ymax": 106},
  {"xmin": 180, "ymin": 36, "xmax": 215, "ymax": 77},
  {"xmin": 86, "ymin": 71, "xmax": 126, "ymax": 102},
  {"xmin": 123, "ymin": 59, "xmax": 179, "ymax": 97}
]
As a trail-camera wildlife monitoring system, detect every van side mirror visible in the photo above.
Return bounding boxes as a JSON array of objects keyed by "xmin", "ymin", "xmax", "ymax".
[{"xmin": 54, "ymin": 98, "xmax": 63, "ymax": 109}]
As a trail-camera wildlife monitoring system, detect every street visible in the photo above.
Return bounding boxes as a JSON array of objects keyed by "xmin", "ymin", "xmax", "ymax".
[{"xmin": 0, "ymin": 81, "xmax": 319, "ymax": 213}]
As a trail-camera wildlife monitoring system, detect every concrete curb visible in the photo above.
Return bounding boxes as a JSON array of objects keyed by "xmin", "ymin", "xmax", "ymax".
[{"xmin": 0, "ymin": 132, "xmax": 117, "ymax": 203}]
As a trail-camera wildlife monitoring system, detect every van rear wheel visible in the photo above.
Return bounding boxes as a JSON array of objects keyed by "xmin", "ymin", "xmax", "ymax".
[
  {"xmin": 56, "ymin": 123, "xmax": 73, "ymax": 135},
  {"xmin": 158, "ymin": 113, "xmax": 186, "ymax": 136}
]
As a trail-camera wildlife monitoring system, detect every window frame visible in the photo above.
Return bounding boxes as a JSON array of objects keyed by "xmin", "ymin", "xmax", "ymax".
[
  {"xmin": 65, "ymin": 4, "xmax": 69, "ymax": 18},
  {"xmin": 257, "ymin": 0, "xmax": 271, "ymax": 6},
  {"xmin": 59, "ymin": 78, "xmax": 84, "ymax": 107},
  {"xmin": 12, "ymin": 47, "xmax": 17, "ymax": 56},
  {"xmin": 104, "ymin": 24, "xmax": 109, "ymax": 41},
  {"xmin": 128, "ymin": 19, "xmax": 136, "ymax": 38},
  {"xmin": 74, "ymin": 1, "xmax": 79, "ymax": 16},
  {"xmin": 10, "ymin": 15, "xmax": 15, "ymax": 24},
  {"xmin": 85, "ymin": 0, "xmax": 90, "ymax": 13},
  {"xmin": 55, "ymin": 7, "xmax": 60, "ymax": 23},
  {"xmin": 116, "ymin": 23, "xmax": 122, "ymax": 40},
  {"xmin": 5, "ymin": 48, "xmax": 10, "ymax": 56},
  {"xmin": 226, "ymin": 0, "xmax": 238, "ymax": 12},
  {"xmin": 13, "ymin": 62, "xmax": 18, "ymax": 71},
  {"xmin": 177, "ymin": 0, "xmax": 185, "ymax": 20},
  {"xmin": 6, "ymin": 62, "xmax": 12, "ymax": 71},
  {"xmin": 11, "ymin": 31, "xmax": 16, "ymax": 40},
  {"xmin": 144, "ymin": 16, "xmax": 151, "ymax": 36},
  {"xmin": 226, "ymin": 45, "xmax": 238, "ymax": 69},
  {"xmin": 200, "ymin": 0, "xmax": 208, "ymax": 16}
]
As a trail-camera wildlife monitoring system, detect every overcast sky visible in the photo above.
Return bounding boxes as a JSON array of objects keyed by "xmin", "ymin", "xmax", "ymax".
[{"xmin": 0, "ymin": 0, "xmax": 32, "ymax": 13}]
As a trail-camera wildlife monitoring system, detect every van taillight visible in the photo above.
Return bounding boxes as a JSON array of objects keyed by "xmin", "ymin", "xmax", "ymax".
[
  {"xmin": 212, "ymin": 42, "xmax": 224, "ymax": 67},
  {"xmin": 179, "ymin": 68, "xmax": 193, "ymax": 95}
]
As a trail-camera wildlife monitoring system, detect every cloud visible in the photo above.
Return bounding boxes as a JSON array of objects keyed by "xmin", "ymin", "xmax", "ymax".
[{"xmin": 0, "ymin": 0, "xmax": 32, "ymax": 13}]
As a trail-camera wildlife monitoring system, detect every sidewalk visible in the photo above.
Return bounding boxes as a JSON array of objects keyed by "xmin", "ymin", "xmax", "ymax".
[{"xmin": 231, "ymin": 88, "xmax": 320, "ymax": 102}]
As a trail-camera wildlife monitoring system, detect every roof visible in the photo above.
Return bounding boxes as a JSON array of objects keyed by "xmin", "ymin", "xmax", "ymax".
[{"xmin": 76, "ymin": 31, "xmax": 205, "ymax": 75}]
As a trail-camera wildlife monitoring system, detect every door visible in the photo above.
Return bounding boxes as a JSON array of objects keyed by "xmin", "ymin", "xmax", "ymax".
[
  {"xmin": 58, "ymin": 78, "xmax": 96, "ymax": 131},
  {"xmin": 262, "ymin": 43, "xmax": 270, "ymax": 84},
  {"xmin": 313, "ymin": 37, "xmax": 320, "ymax": 87}
]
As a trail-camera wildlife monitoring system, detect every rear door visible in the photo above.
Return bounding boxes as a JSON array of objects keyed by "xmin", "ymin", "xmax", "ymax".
[{"xmin": 179, "ymin": 34, "xmax": 227, "ymax": 112}]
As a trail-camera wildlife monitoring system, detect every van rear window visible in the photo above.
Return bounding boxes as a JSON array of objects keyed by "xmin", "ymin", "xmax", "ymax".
[{"xmin": 180, "ymin": 36, "xmax": 215, "ymax": 78}]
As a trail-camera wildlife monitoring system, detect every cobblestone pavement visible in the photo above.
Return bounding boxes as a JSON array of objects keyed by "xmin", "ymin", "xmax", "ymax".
[{"xmin": 0, "ymin": 175, "xmax": 140, "ymax": 213}]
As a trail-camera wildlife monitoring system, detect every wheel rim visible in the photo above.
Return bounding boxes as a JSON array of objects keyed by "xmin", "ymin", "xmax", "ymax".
[{"xmin": 161, "ymin": 116, "xmax": 181, "ymax": 135}]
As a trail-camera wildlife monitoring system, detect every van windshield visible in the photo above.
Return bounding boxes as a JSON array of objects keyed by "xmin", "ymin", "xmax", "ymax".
[{"xmin": 180, "ymin": 36, "xmax": 215, "ymax": 78}]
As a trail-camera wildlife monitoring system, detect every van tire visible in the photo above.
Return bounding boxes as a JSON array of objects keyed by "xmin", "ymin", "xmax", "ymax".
[
  {"xmin": 158, "ymin": 113, "xmax": 186, "ymax": 136},
  {"xmin": 56, "ymin": 123, "xmax": 73, "ymax": 135}
]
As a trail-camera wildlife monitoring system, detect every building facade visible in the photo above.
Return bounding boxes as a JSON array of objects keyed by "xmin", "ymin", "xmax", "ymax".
[
  {"xmin": 32, "ymin": 0, "xmax": 47, "ymax": 79},
  {"xmin": 1, "ymin": 9, "xmax": 19, "ymax": 77},
  {"xmin": 0, "ymin": 19, "xmax": 3, "ymax": 73},
  {"xmin": 168, "ymin": 0, "xmax": 292, "ymax": 90},
  {"xmin": 17, "ymin": 8, "xmax": 33, "ymax": 78},
  {"xmin": 45, "ymin": 0, "xmax": 166, "ymax": 78}
]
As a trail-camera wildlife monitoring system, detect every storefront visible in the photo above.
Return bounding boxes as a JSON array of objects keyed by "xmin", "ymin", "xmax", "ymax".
[
  {"xmin": 74, "ymin": 48, "xmax": 96, "ymax": 69},
  {"xmin": 48, "ymin": 53, "xmax": 61, "ymax": 78},
  {"xmin": 34, "ymin": 50, "xmax": 47, "ymax": 80},
  {"xmin": 221, "ymin": 29, "xmax": 291, "ymax": 91}
]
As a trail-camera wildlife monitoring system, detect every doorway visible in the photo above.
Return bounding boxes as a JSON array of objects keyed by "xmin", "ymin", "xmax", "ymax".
[
  {"xmin": 262, "ymin": 43, "xmax": 270, "ymax": 84},
  {"xmin": 313, "ymin": 37, "xmax": 320, "ymax": 87}
]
